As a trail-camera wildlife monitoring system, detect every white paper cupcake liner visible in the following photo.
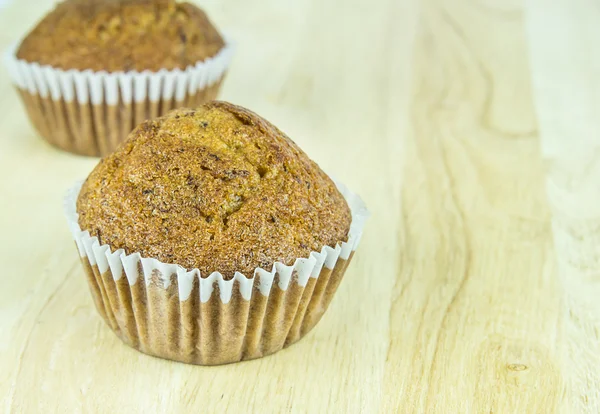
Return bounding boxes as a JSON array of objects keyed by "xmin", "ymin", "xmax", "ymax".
[
  {"xmin": 64, "ymin": 179, "xmax": 369, "ymax": 365},
  {"xmin": 3, "ymin": 39, "xmax": 235, "ymax": 156}
]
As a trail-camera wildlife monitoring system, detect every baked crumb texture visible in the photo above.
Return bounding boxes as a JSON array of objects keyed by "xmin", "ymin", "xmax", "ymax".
[
  {"xmin": 17, "ymin": 0, "xmax": 225, "ymax": 72},
  {"xmin": 77, "ymin": 101, "xmax": 352, "ymax": 278}
]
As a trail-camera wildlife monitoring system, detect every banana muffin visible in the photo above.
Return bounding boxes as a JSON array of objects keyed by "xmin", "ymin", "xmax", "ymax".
[
  {"xmin": 66, "ymin": 101, "xmax": 367, "ymax": 365},
  {"xmin": 7, "ymin": 0, "xmax": 233, "ymax": 156}
]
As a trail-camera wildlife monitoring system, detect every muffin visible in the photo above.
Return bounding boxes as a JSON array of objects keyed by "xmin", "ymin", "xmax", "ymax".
[
  {"xmin": 64, "ymin": 101, "xmax": 369, "ymax": 365},
  {"xmin": 4, "ymin": 0, "xmax": 233, "ymax": 157}
]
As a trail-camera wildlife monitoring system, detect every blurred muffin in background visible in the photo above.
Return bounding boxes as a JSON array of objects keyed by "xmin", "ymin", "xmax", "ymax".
[{"xmin": 4, "ymin": 0, "xmax": 234, "ymax": 156}]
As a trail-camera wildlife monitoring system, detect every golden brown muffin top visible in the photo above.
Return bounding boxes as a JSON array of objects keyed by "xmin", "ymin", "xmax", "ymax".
[
  {"xmin": 16, "ymin": 0, "xmax": 225, "ymax": 72},
  {"xmin": 76, "ymin": 101, "xmax": 352, "ymax": 278}
]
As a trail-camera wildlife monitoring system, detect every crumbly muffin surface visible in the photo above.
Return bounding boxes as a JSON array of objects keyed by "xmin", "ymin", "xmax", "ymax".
[
  {"xmin": 77, "ymin": 101, "xmax": 352, "ymax": 278},
  {"xmin": 17, "ymin": 0, "xmax": 225, "ymax": 72}
]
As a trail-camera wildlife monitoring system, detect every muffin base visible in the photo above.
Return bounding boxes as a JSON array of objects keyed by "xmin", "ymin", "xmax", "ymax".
[
  {"xmin": 65, "ymin": 179, "xmax": 369, "ymax": 365},
  {"xmin": 80, "ymin": 252, "xmax": 353, "ymax": 365},
  {"xmin": 17, "ymin": 79, "xmax": 223, "ymax": 157}
]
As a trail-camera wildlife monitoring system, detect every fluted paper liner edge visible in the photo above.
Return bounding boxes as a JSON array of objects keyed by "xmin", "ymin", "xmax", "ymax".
[
  {"xmin": 64, "ymin": 179, "xmax": 369, "ymax": 365},
  {"xmin": 3, "ymin": 39, "xmax": 234, "ymax": 156}
]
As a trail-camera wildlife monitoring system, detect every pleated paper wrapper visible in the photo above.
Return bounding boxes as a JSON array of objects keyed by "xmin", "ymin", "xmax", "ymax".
[
  {"xmin": 64, "ymin": 180, "xmax": 369, "ymax": 365},
  {"xmin": 3, "ymin": 40, "xmax": 234, "ymax": 157}
]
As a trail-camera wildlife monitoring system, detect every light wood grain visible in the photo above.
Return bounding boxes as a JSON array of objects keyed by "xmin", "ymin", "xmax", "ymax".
[
  {"xmin": 526, "ymin": 0, "xmax": 600, "ymax": 412},
  {"xmin": 0, "ymin": 0, "xmax": 598, "ymax": 412}
]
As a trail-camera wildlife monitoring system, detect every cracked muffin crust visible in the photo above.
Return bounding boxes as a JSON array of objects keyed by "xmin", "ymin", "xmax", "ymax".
[
  {"xmin": 16, "ymin": 0, "xmax": 224, "ymax": 71},
  {"xmin": 76, "ymin": 101, "xmax": 352, "ymax": 278}
]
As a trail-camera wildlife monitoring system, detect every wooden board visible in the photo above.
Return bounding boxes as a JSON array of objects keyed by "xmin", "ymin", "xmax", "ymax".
[{"xmin": 1, "ymin": 0, "xmax": 599, "ymax": 412}]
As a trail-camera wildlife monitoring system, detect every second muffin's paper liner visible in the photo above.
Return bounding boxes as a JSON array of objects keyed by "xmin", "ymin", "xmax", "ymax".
[
  {"xmin": 64, "ymin": 179, "xmax": 369, "ymax": 365},
  {"xmin": 3, "ymin": 39, "xmax": 234, "ymax": 156}
]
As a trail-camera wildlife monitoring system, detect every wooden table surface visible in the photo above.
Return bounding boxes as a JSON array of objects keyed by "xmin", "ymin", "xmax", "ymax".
[{"xmin": 1, "ymin": 0, "xmax": 599, "ymax": 412}]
